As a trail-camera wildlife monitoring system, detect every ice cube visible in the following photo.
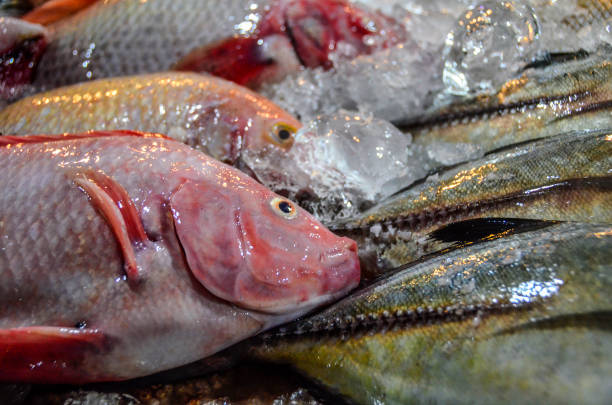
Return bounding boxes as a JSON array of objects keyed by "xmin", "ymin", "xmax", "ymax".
[
  {"xmin": 441, "ymin": 1, "xmax": 541, "ymax": 96},
  {"xmin": 241, "ymin": 111, "xmax": 430, "ymax": 223}
]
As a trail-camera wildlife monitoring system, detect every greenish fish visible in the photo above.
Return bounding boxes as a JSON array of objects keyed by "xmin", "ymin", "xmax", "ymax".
[
  {"xmin": 251, "ymin": 222, "xmax": 612, "ymax": 405},
  {"xmin": 334, "ymin": 129, "xmax": 612, "ymax": 277},
  {"xmin": 401, "ymin": 49, "xmax": 612, "ymax": 159}
]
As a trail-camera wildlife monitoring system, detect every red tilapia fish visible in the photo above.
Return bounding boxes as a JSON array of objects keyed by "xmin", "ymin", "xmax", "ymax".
[
  {"xmin": 0, "ymin": 130, "xmax": 360, "ymax": 383},
  {"xmin": 0, "ymin": 0, "xmax": 406, "ymax": 97}
]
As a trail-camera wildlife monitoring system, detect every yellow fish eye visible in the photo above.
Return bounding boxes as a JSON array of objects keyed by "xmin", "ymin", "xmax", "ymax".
[
  {"xmin": 270, "ymin": 197, "xmax": 298, "ymax": 219},
  {"xmin": 268, "ymin": 123, "xmax": 296, "ymax": 148}
]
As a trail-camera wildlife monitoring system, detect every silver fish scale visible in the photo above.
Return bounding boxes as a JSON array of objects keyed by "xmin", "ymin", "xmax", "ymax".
[
  {"xmin": 34, "ymin": 0, "xmax": 271, "ymax": 89},
  {"xmin": 0, "ymin": 136, "xmax": 271, "ymax": 378},
  {"xmin": 0, "ymin": 148, "xmax": 122, "ymax": 329}
]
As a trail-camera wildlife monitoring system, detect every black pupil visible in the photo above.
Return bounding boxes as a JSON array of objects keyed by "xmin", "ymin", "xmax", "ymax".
[
  {"xmin": 278, "ymin": 201, "xmax": 293, "ymax": 214},
  {"xmin": 278, "ymin": 129, "xmax": 291, "ymax": 140}
]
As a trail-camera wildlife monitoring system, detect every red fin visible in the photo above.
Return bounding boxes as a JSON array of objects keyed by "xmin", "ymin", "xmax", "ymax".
[
  {"xmin": 0, "ymin": 326, "xmax": 109, "ymax": 383},
  {"xmin": 72, "ymin": 169, "xmax": 149, "ymax": 284},
  {"xmin": 175, "ymin": 36, "xmax": 273, "ymax": 88},
  {"xmin": 0, "ymin": 130, "xmax": 171, "ymax": 147},
  {"xmin": 23, "ymin": 0, "xmax": 100, "ymax": 26}
]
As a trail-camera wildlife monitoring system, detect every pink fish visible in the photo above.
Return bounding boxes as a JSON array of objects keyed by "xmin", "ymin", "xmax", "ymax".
[
  {"xmin": 0, "ymin": 0, "xmax": 406, "ymax": 98},
  {"xmin": 0, "ymin": 130, "xmax": 360, "ymax": 383}
]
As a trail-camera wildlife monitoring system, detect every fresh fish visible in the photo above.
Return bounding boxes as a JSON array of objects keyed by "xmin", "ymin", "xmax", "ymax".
[
  {"xmin": 401, "ymin": 50, "xmax": 612, "ymax": 157},
  {"xmin": 0, "ymin": 72, "xmax": 301, "ymax": 165},
  {"xmin": 0, "ymin": 0, "xmax": 405, "ymax": 98},
  {"xmin": 334, "ymin": 129, "xmax": 612, "ymax": 278},
  {"xmin": 250, "ymin": 222, "xmax": 612, "ymax": 405},
  {"xmin": 0, "ymin": 130, "xmax": 360, "ymax": 383}
]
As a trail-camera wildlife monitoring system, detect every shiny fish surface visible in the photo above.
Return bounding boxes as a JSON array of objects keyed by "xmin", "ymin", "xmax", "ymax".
[
  {"xmin": 403, "ymin": 51, "xmax": 612, "ymax": 156},
  {"xmin": 253, "ymin": 222, "xmax": 612, "ymax": 405},
  {"xmin": 3, "ymin": 0, "xmax": 404, "ymax": 95},
  {"xmin": 0, "ymin": 72, "xmax": 301, "ymax": 164},
  {"xmin": 335, "ymin": 129, "xmax": 612, "ymax": 277},
  {"xmin": 0, "ymin": 131, "xmax": 360, "ymax": 383}
]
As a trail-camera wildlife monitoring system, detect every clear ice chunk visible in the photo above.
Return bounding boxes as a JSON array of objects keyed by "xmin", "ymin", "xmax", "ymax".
[
  {"xmin": 242, "ymin": 111, "xmax": 430, "ymax": 223},
  {"xmin": 441, "ymin": 0, "xmax": 541, "ymax": 96}
]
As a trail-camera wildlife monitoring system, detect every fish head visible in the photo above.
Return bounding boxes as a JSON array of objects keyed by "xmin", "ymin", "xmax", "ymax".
[
  {"xmin": 239, "ymin": 95, "xmax": 302, "ymax": 158},
  {"xmin": 175, "ymin": 0, "xmax": 406, "ymax": 89},
  {"xmin": 170, "ymin": 177, "xmax": 361, "ymax": 314},
  {"xmin": 283, "ymin": 0, "xmax": 406, "ymax": 68}
]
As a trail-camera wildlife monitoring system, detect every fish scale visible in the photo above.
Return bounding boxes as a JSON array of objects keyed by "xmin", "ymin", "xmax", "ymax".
[
  {"xmin": 33, "ymin": 0, "xmax": 262, "ymax": 89},
  {"xmin": 334, "ymin": 129, "xmax": 612, "ymax": 277}
]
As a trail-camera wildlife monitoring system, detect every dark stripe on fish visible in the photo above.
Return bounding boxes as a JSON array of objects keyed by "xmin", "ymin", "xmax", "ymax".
[
  {"xmin": 494, "ymin": 311, "xmax": 612, "ymax": 336},
  {"xmin": 334, "ymin": 176, "xmax": 612, "ymax": 239},
  {"xmin": 396, "ymin": 91, "xmax": 593, "ymax": 132},
  {"xmin": 523, "ymin": 50, "xmax": 590, "ymax": 70},
  {"xmin": 270, "ymin": 301, "xmax": 530, "ymax": 340},
  {"xmin": 428, "ymin": 218, "xmax": 558, "ymax": 244}
]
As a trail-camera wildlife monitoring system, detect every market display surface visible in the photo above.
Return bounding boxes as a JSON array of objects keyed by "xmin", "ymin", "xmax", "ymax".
[{"xmin": 0, "ymin": 0, "xmax": 610, "ymax": 404}]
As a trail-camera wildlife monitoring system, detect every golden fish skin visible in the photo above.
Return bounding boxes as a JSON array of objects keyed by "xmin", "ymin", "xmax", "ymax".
[
  {"xmin": 403, "ymin": 52, "xmax": 612, "ymax": 158},
  {"xmin": 0, "ymin": 72, "xmax": 301, "ymax": 164},
  {"xmin": 253, "ymin": 222, "xmax": 612, "ymax": 405},
  {"xmin": 334, "ymin": 129, "xmax": 612, "ymax": 278}
]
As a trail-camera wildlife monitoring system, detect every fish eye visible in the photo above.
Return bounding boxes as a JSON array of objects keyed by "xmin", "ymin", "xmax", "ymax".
[
  {"xmin": 270, "ymin": 197, "xmax": 298, "ymax": 219},
  {"xmin": 269, "ymin": 123, "xmax": 296, "ymax": 148}
]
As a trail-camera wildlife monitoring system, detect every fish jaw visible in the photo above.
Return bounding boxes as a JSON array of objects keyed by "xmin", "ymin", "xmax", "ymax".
[
  {"xmin": 171, "ymin": 179, "xmax": 360, "ymax": 315},
  {"xmin": 0, "ymin": 17, "xmax": 47, "ymax": 98},
  {"xmin": 175, "ymin": 0, "xmax": 406, "ymax": 88}
]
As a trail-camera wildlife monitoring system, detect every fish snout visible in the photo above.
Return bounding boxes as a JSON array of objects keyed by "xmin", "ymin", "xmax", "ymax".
[{"xmin": 320, "ymin": 237, "xmax": 361, "ymax": 295}]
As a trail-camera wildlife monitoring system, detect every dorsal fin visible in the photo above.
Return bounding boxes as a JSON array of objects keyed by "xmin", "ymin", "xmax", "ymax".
[{"xmin": 0, "ymin": 130, "xmax": 171, "ymax": 147}]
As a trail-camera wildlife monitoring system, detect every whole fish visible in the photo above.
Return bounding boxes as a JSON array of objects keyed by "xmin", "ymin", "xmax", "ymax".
[
  {"xmin": 334, "ymin": 129, "xmax": 612, "ymax": 278},
  {"xmin": 250, "ymin": 222, "xmax": 612, "ymax": 404},
  {"xmin": 0, "ymin": 130, "xmax": 360, "ymax": 383},
  {"xmin": 0, "ymin": 0, "xmax": 405, "ymax": 97},
  {"xmin": 0, "ymin": 72, "xmax": 301, "ymax": 165},
  {"xmin": 401, "ymin": 50, "xmax": 612, "ymax": 158}
]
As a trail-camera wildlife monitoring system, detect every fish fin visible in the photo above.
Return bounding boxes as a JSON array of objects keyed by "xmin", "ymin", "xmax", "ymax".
[
  {"xmin": 22, "ymin": 0, "xmax": 100, "ymax": 25},
  {"xmin": 429, "ymin": 218, "xmax": 559, "ymax": 245},
  {"xmin": 72, "ymin": 169, "xmax": 149, "ymax": 285},
  {"xmin": 0, "ymin": 326, "xmax": 108, "ymax": 383},
  {"xmin": 174, "ymin": 36, "xmax": 272, "ymax": 88},
  {"xmin": 0, "ymin": 130, "xmax": 170, "ymax": 147}
]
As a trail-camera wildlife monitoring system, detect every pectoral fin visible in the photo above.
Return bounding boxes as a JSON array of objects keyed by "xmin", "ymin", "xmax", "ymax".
[
  {"xmin": 22, "ymin": 0, "xmax": 100, "ymax": 25},
  {"xmin": 72, "ymin": 169, "xmax": 149, "ymax": 285},
  {"xmin": 0, "ymin": 326, "xmax": 108, "ymax": 383}
]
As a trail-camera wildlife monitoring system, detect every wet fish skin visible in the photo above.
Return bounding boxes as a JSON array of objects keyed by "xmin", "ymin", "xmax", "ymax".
[
  {"xmin": 0, "ymin": 72, "xmax": 302, "ymax": 164},
  {"xmin": 403, "ymin": 52, "xmax": 612, "ymax": 157},
  {"xmin": 3, "ymin": 0, "xmax": 404, "ymax": 95},
  {"xmin": 334, "ymin": 129, "xmax": 612, "ymax": 277},
  {"xmin": 252, "ymin": 222, "xmax": 612, "ymax": 405},
  {"xmin": 0, "ymin": 131, "xmax": 360, "ymax": 383}
]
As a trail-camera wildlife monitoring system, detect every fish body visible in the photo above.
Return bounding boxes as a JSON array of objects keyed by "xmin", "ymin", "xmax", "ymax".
[
  {"xmin": 335, "ymin": 129, "xmax": 612, "ymax": 277},
  {"xmin": 0, "ymin": 131, "xmax": 360, "ymax": 383},
  {"xmin": 253, "ymin": 222, "xmax": 612, "ymax": 404},
  {"xmin": 404, "ymin": 52, "xmax": 612, "ymax": 156},
  {"xmin": 1, "ymin": 0, "xmax": 405, "ymax": 97},
  {"xmin": 0, "ymin": 72, "xmax": 301, "ymax": 164}
]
